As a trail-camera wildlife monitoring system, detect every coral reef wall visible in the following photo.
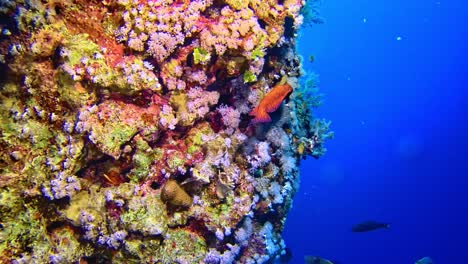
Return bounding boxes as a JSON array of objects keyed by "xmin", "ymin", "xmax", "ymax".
[{"xmin": 0, "ymin": 0, "xmax": 332, "ymax": 263}]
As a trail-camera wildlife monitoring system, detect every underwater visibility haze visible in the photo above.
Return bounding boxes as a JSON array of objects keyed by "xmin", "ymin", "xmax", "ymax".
[{"xmin": 284, "ymin": 0, "xmax": 468, "ymax": 263}]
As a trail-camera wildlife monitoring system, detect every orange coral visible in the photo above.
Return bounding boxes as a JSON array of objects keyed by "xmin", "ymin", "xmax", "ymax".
[{"xmin": 249, "ymin": 83, "xmax": 293, "ymax": 123}]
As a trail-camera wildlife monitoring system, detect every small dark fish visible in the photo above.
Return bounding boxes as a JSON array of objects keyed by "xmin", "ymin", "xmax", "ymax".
[
  {"xmin": 304, "ymin": 256, "xmax": 334, "ymax": 264},
  {"xmin": 352, "ymin": 221, "xmax": 390, "ymax": 232},
  {"xmin": 309, "ymin": 55, "xmax": 315, "ymax": 63},
  {"xmin": 415, "ymin": 256, "xmax": 433, "ymax": 264}
]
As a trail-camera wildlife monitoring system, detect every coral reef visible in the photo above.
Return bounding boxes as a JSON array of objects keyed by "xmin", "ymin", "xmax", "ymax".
[
  {"xmin": 161, "ymin": 180, "xmax": 193, "ymax": 208},
  {"xmin": 0, "ymin": 0, "xmax": 332, "ymax": 263}
]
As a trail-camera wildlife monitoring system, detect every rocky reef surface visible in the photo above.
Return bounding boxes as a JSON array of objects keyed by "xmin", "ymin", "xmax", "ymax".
[{"xmin": 0, "ymin": 0, "xmax": 332, "ymax": 263}]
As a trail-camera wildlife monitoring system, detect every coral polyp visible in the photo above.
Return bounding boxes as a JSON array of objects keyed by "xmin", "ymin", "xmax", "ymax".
[{"xmin": 0, "ymin": 0, "xmax": 332, "ymax": 263}]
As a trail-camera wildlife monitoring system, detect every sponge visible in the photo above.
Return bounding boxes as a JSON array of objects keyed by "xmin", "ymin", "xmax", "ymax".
[{"xmin": 161, "ymin": 180, "xmax": 193, "ymax": 208}]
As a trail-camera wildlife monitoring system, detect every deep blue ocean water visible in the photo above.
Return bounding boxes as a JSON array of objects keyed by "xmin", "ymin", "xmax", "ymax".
[{"xmin": 284, "ymin": 0, "xmax": 468, "ymax": 263}]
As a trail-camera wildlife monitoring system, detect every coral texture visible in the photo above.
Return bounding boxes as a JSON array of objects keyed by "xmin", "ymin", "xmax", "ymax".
[
  {"xmin": 161, "ymin": 180, "xmax": 193, "ymax": 208},
  {"xmin": 0, "ymin": 0, "xmax": 332, "ymax": 263}
]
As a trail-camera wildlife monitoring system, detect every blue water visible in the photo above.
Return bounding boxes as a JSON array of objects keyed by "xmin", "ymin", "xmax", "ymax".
[{"xmin": 284, "ymin": 0, "xmax": 468, "ymax": 263}]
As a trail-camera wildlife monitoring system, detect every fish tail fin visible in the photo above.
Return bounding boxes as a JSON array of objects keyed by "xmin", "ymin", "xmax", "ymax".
[
  {"xmin": 250, "ymin": 107, "xmax": 271, "ymax": 123},
  {"xmin": 249, "ymin": 106, "xmax": 259, "ymax": 117}
]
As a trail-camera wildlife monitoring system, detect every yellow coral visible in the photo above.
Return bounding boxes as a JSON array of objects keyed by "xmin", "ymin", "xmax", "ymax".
[
  {"xmin": 31, "ymin": 24, "xmax": 64, "ymax": 57},
  {"xmin": 226, "ymin": 0, "xmax": 250, "ymax": 10}
]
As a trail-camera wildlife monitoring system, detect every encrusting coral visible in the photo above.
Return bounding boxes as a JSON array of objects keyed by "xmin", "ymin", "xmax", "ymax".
[{"xmin": 0, "ymin": 0, "xmax": 332, "ymax": 263}]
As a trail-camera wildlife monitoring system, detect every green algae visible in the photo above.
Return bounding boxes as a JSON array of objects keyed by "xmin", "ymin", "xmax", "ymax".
[
  {"xmin": 120, "ymin": 195, "xmax": 168, "ymax": 236},
  {"xmin": 64, "ymin": 189, "xmax": 106, "ymax": 226},
  {"xmin": 0, "ymin": 192, "xmax": 49, "ymax": 261},
  {"xmin": 91, "ymin": 122, "xmax": 138, "ymax": 159},
  {"xmin": 166, "ymin": 152, "xmax": 185, "ymax": 170},
  {"xmin": 159, "ymin": 229, "xmax": 207, "ymax": 263},
  {"xmin": 121, "ymin": 237, "xmax": 162, "ymax": 263},
  {"xmin": 193, "ymin": 47, "xmax": 211, "ymax": 65},
  {"xmin": 129, "ymin": 151, "xmax": 154, "ymax": 183},
  {"xmin": 129, "ymin": 145, "xmax": 166, "ymax": 183},
  {"xmin": 243, "ymin": 70, "xmax": 257, "ymax": 83}
]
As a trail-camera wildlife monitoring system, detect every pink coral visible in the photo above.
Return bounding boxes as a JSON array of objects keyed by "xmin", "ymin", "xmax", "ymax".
[
  {"xmin": 187, "ymin": 87, "xmax": 220, "ymax": 118},
  {"xmin": 217, "ymin": 105, "xmax": 241, "ymax": 133}
]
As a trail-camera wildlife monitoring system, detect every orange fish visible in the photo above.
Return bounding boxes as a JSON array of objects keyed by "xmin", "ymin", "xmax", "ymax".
[{"xmin": 250, "ymin": 83, "xmax": 293, "ymax": 123}]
